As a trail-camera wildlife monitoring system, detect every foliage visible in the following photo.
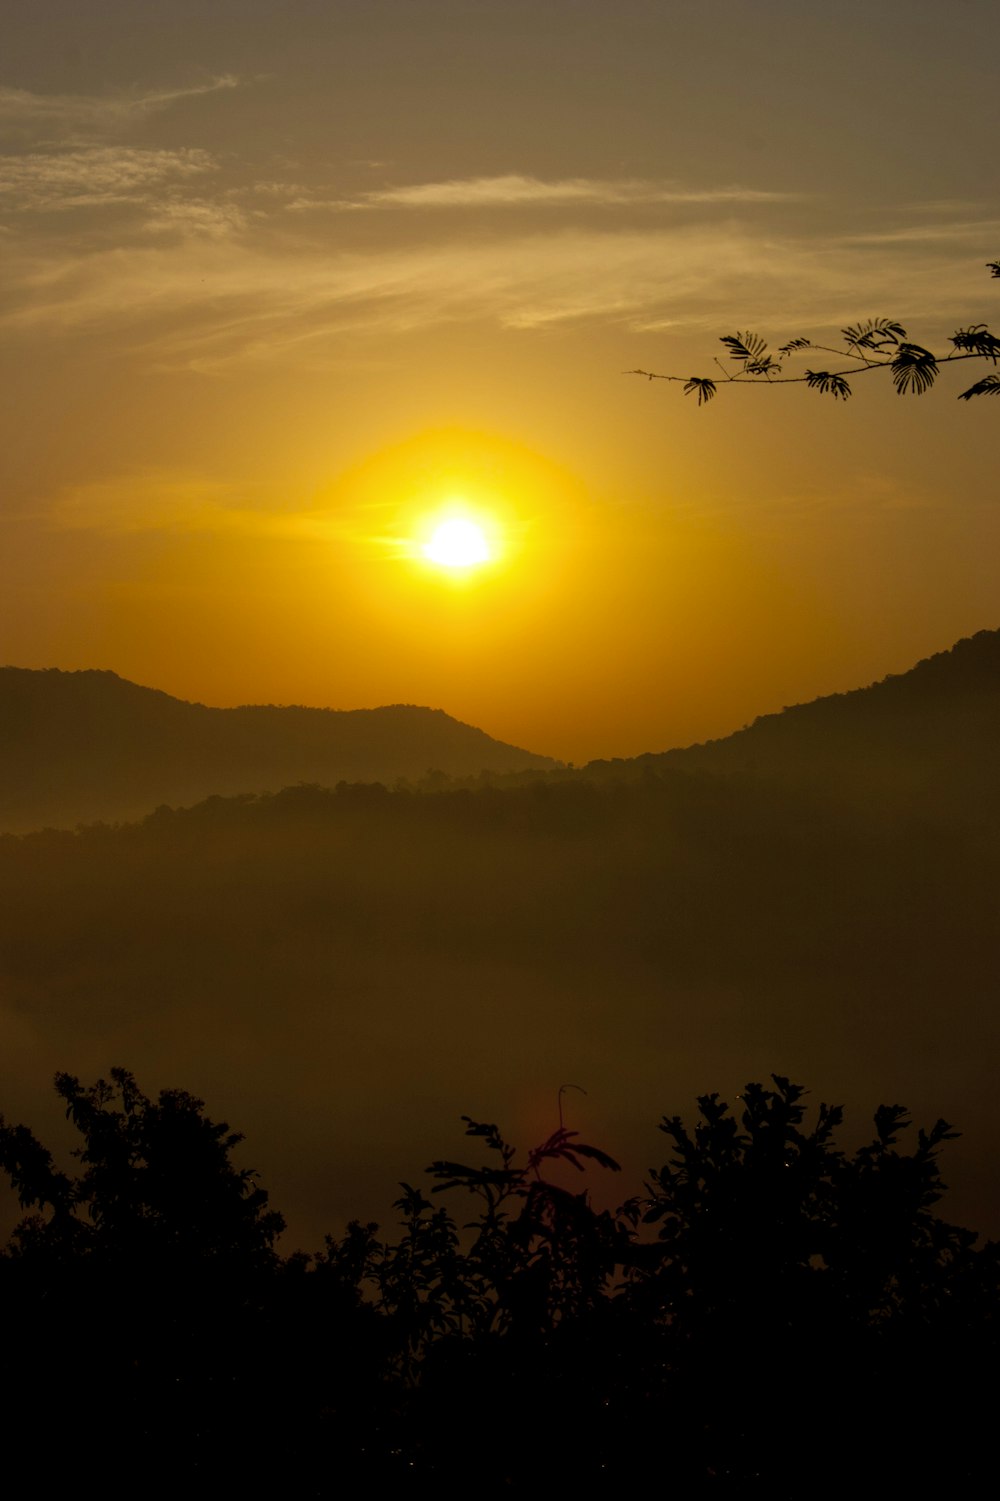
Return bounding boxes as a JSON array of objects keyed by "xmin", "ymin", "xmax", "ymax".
[
  {"xmin": 636, "ymin": 1076, "xmax": 980, "ymax": 1327},
  {"xmin": 2, "ymin": 1069, "xmax": 998, "ymax": 1487},
  {"xmin": 628, "ymin": 258, "xmax": 1000, "ymax": 403},
  {"xmin": 318, "ymin": 1110, "xmax": 627, "ymax": 1377},
  {"xmin": 0, "ymin": 1066, "xmax": 284, "ymax": 1265}
]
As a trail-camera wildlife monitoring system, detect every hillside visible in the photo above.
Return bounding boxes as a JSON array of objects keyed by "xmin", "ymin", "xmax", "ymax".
[
  {"xmin": 0, "ymin": 668, "xmax": 557, "ymax": 832},
  {"xmin": 586, "ymin": 629, "xmax": 1000, "ymax": 816}
]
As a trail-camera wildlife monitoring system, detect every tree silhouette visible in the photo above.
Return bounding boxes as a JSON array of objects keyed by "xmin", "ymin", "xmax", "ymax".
[
  {"xmin": 617, "ymin": 1076, "xmax": 1000, "ymax": 1488},
  {"xmin": 628, "ymin": 258, "xmax": 1000, "ymax": 404},
  {"xmin": 0, "ymin": 1066, "xmax": 284, "ymax": 1263},
  {"xmin": 0, "ymin": 1069, "xmax": 308, "ymax": 1491},
  {"xmin": 2, "ymin": 1070, "xmax": 998, "ymax": 1489}
]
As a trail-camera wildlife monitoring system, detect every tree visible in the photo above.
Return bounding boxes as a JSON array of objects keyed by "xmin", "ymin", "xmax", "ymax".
[
  {"xmin": 3, "ymin": 1070, "xmax": 998, "ymax": 1486},
  {"xmin": 0, "ymin": 1070, "xmax": 315, "ymax": 1490},
  {"xmin": 628, "ymin": 258, "xmax": 1000, "ymax": 404},
  {"xmin": 314, "ymin": 1078, "xmax": 1000, "ymax": 1485},
  {"xmin": 617, "ymin": 1077, "xmax": 1000, "ymax": 1488},
  {"xmin": 0, "ymin": 1066, "xmax": 284, "ymax": 1265},
  {"xmin": 322, "ymin": 1107, "xmax": 626, "ymax": 1366}
]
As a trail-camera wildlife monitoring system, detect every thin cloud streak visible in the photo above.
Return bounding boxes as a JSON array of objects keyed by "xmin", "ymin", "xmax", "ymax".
[
  {"xmin": 48, "ymin": 473, "xmax": 349, "ymax": 543},
  {"xmin": 838, "ymin": 220, "xmax": 1000, "ymax": 246},
  {"xmin": 0, "ymin": 78, "xmax": 240, "ymax": 135},
  {"xmin": 3, "ymin": 218, "xmax": 994, "ymax": 370},
  {"xmin": 295, "ymin": 174, "xmax": 801, "ymax": 211}
]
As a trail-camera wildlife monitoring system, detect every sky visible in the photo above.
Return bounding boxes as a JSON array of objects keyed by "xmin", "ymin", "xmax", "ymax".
[{"xmin": 2, "ymin": 0, "xmax": 999, "ymax": 763}]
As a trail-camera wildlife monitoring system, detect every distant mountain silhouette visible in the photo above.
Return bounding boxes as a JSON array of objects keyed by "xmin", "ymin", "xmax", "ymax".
[
  {"xmin": 0, "ymin": 668, "xmax": 557, "ymax": 832},
  {"xmin": 587, "ymin": 628, "xmax": 1000, "ymax": 819}
]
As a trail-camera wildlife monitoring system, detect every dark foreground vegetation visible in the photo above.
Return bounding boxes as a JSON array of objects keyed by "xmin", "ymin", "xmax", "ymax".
[{"xmin": 2, "ymin": 1070, "xmax": 997, "ymax": 1494}]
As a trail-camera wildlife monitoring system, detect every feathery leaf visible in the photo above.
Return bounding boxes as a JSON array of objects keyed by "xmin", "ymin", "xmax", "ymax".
[
  {"xmin": 957, "ymin": 373, "xmax": 1000, "ymax": 400},
  {"xmin": 841, "ymin": 318, "xmax": 907, "ymax": 354},
  {"xmin": 950, "ymin": 324, "xmax": 1000, "ymax": 361},
  {"xmin": 683, "ymin": 376, "xmax": 717, "ymax": 406},
  {"xmin": 890, "ymin": 343, "xmax": 938, "ymax": 395},
  {"xmin": 717, "ymin": 333, "xmax": 768, "ymax": 373},
  {"xmin": 804, "ymin": 370, "xmax": 852, "ymax": 400}
]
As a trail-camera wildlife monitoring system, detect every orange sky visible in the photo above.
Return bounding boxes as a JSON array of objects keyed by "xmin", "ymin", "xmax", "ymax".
[{"xmin": 2, "ymin": 1, "xmax": 999, "ymax": 762}]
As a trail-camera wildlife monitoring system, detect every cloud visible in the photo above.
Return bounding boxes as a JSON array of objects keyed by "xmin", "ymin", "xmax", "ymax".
[
  {"xmin": 838, "ymin": 220, "xmax": 1000, "ymax": 247},
  {"xmin": 0, "ymin": 225, "xmax": 764, "ymax": 344},
  {"xmin": 48, "ymin": 473, "xmax": 347, "ymax": 542},
  {"xmin": 3, "ymin": 207, "xmax": 996, "ymax": 372},
  {"xmin": 0, "ymin": 146, "xmax": 216, "ymax": 211},
  {"xmin": 0, "ymin": 77, "xmax": 240, "ymax": 136},
  {"xmin": 292, "ymin": 174, "xmax": 800, "ymax": 212},
  {"xmin": 141, "ymin": 197, "xmax": 248, "ymax": 239}
]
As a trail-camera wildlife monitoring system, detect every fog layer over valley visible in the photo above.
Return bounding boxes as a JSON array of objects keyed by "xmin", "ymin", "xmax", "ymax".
[{"xmin": 1, "ymin": 632, "xmax": 997, "ymax": 1248}]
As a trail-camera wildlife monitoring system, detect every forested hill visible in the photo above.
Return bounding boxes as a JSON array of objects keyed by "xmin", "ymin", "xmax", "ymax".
[
  {"xmin": 0, "ymin": 667, "xmax": 557, "ymax": 832},
  {"xmin": 589, "ymin": 628, "xmax": 1000, "ymax": 815}
]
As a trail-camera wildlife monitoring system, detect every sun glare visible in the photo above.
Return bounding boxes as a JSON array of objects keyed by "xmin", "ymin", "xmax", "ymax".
[{"xmin": 423, "ymin": 516, "xmax": 492, "ymax": 569}]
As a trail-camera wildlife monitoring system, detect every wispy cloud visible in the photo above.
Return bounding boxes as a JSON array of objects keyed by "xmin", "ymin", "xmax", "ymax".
[
  {"xmin": 48, "ymin": 473, "xmax": 345, "ymax": 542},
  {"xmin": 141, "ymin": 197, "xmax": 248, "ymax": 239},
  {"xmin": 6, "ymin": 233, "xmax": 985, "ymax": 362},
  {"xmin": 3, "ymin": 186, "xmax": 995, "ymax": 371},
  {"xmin": 838, "ymin": 220, "xmax": 1000, "ymax": 247},
  {"xmin": 0, "ymin": 146, "xmax": 216, "ymax": 211},
  {"xmin": 0, "ymin": 77, "xmax": 240, "ymax": 136},
  {"xmin": 291, "ymin": 173, "xmax": 800, "ymax": 212}
]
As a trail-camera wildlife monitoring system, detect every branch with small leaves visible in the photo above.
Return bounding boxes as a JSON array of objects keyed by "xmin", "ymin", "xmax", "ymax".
[{"xmin": 628, "ymin": 259, "xmax": 1000, "ymax": 405}]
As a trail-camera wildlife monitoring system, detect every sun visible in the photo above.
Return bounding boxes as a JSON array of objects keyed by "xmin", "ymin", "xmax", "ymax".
[{"xmin": 422, "ymin": 516, "xmax": 492, "ymax": 569}]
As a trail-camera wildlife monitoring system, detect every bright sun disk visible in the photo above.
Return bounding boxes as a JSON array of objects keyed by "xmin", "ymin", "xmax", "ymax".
[{"xmin": 423, "ymin": 517, "xmax": 491, "ymax": 568}]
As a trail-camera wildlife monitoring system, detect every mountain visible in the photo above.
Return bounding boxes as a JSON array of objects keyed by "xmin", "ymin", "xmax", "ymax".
[
  {"xmin": 586, "ymin": 628, "xmax": 1000, "ymax": 819},
  {"xmin": 0, "ymin": 668, "xmax": 557, "ymax": 832},
  {"xmin": 3, "ymin": 629, "xmax": 996, "ymax": 834}
]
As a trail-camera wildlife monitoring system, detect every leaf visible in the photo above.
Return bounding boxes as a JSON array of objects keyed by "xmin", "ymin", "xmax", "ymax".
[
  {"xmin": 460, "ymin": 1118, "xmax": 509, "ymax": 1156},
  {"xmin": 841, "ymin": 317, "xmax": 907, "ymax": 354},
  {"xmin": 683, "ymin": 376, "xmax": 716, "ymax": 406},
  {"xmin": 719, "ymin": 331, "xmax": 768, "ymax": 367},
  {"xmin": 890, "ymin": 343, "xmax": 938, "ymax": 395},
  {"xmin": 426, "ymin": 1159, "xmax": 522, "ymax": 1191},
  {"xmin": 873, "ymin": 1104, "xmax": 909, "ymax": 1146},
  {"xmin": 778, "ymin": 336, "xmax": 812, "ymax": 356},
  {"xmin": 987, "ymin": 260, "xmax": 1000, "ymax": 278},
  {"xmin": 565, "ymin": 1141, "xmax": 622, "ymax": 1172},
  {"xmin": 526, "ymin": 1127, "xmax": 621, "ymax": 1177},
  {"xmin": 958, "ymin": 373, "xmax": 1000, "ymax": 400},
  {"xmin": 804, "ymin": 370, "xmax": 852, "ymax": 400},
  {"xmin": 950, "ymin": 324, "xmax": 1000, "ymax": 361}
]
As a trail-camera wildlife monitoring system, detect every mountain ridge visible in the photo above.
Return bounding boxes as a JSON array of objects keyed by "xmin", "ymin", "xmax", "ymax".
[
  {"xmin": 580, "ymin": 627, "xmax": 1000, "ymax": 817},
  {"xmin": 0, "ymin": 666, "xmax": 557, "ymax": 832},
  {"xmin": 3, "ymin": 627, "xmax": 998, "ymax": 831}
]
